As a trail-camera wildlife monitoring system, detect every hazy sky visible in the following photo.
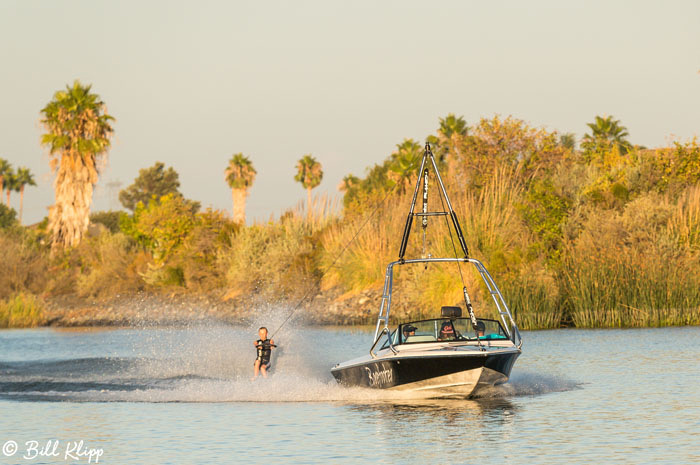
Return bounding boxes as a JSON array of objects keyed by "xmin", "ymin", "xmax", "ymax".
[{"xmin": 1, "ymin": 0, "xmax": 698, "ymax": 225}]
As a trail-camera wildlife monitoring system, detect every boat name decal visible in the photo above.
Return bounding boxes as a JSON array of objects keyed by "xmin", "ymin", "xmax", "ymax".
[{"xmin": 364, "ymin": 366, "xmax": 393, "ymax": 387}]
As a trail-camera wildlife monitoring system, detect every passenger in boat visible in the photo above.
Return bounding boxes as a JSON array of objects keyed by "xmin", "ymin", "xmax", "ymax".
[
  {"xmin": 402, "ymin": 325, "xmax": 416, "ymax": 342},
  {"xmin": 438, "ymin": 321, "xmax": 456, "ymax": 341},
  {"xmin": 476, "ymin": 321, "xmax": 486, "ymax": 338},
  {"xmin": 252, "ymin": 327, "xmax": 275, "ymax": 380}
]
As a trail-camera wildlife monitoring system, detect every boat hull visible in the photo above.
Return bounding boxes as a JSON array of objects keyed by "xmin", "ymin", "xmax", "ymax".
[{"xmin": 331, "ymin": 350, "xmax": 519, "ymax": 398}]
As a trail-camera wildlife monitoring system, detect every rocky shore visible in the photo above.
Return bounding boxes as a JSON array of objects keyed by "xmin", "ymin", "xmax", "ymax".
[{"xmin": 41, "ymin": 287, "xmax": 390, "ymax": 328}]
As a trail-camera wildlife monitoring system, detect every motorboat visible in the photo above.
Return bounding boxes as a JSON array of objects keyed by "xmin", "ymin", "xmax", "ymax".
[{"xmin": 331, "ymin": 143, "xmax": 522, "ymax": 398}]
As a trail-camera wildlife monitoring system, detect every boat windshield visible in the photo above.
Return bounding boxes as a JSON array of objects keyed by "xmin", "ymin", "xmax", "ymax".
[{"xmin": 398, "ymin": 318, "xmax": 509, "ymax": 344}]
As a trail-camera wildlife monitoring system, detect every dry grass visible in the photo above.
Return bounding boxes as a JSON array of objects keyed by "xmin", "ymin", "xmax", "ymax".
[
  {"xmin": 319, "ymin": 193, "xmax": 408, "ymax": 292},
  {"xmin": 285, "ymin": 192, "xmax": 341, "ymax": 233}
]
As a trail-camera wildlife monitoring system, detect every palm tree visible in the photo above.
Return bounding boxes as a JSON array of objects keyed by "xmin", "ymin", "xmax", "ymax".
[
  {"xmin": 581, "ymin": 115, "xmax": 630, "ymax": 155},
  {"xmin": 438, "ymin": 113, "xmax": 468, "ymax": 142},
  {"xmin": 4, "ymin": 169, "xmax": 17, "ymax": 206},
  {"xmin": 0, "ymin": 159, "xmax": 11, "ymax": 200},
  {"xmin": 437, "ymin": 113, "xmax": 469, "ymax": 161},
  {"xmin": 389, "ymin": 139, "xmax": 422, "ymax": 193},
  {"xmin": 294, "ymin": 154, "xmax": 323, "ymax": 218},
  {"xmin": 559, "ymin": 133, "xmax": 577, "ymax": 150},
  {"xmin": 224, "ymin": 153, "xmax": 256, "ymax": 224},
  {"xmin": 40, "ymin": 80, "xmax": 114, "ymax": 249},
  {"xmin": 15, "ymin": 167, "xmax": 36, "ymax": 224},
  {"xmin": 431, "ymin": 113, "xmax": 468, "ymax": 175}
]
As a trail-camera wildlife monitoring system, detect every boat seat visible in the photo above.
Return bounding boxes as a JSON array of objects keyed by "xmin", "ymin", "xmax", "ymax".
[{"xmin": 404, "ymin": 335, "xmax": 437, "ymax": 343}]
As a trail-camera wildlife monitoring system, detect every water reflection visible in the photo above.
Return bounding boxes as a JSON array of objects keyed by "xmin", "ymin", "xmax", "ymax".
[
  {"xmin": 341, "ymin": 398, "xmax": 518, "ymax": 463},
  {"xmin": 348, "ymin": 397, "xmax": 517, "ymax": 434},
  {"xmin": 351, "ymin": 397, "xmax": 516, "ymax": 417}
]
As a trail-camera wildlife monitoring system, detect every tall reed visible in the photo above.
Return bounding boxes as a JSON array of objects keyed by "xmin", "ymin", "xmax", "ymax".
[
  {"xmin": 562, "ymin": 250, "xmax": 700, "ymax": 327},
  {"xmin": 667, "ymin": 185, "xmax": 700, "ymax": 250}
]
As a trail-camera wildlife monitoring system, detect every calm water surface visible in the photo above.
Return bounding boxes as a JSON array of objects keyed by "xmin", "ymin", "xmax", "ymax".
[{"xmin": 0, "ymin": 323, "xmax": 698, "ymax": 464}]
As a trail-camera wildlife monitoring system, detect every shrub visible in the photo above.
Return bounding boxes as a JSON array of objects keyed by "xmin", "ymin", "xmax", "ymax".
[
  {"xmin": 0, "ymin": 229, "xmax": 49, "ymax": 299},
  {"xmin": 518, "ymin": 180, "xmax": 571, "ymax": 244},
  {"xmin": 0, "ymin": 204, "xmax": 17, "ymax": 229},
  {"xmin": 0, "ymin": 292, "xmax": 46, "ymax": 328},
  {"xmin": 176, "ymin": 209, "xmax": 238, "ymax": 291},
  {"xmin": 121, "ymin": 194, "xmax": 198, "ymax": 263},
  {"xmin": 90, "ymin": 210, "xmax": 128, "ymax": 233},
  {"xmin": 219, "ymin": 214, "xmax": 318, "ymax": 300},
  {"xmin": 655, "ymin": 139, "xmax": 700, "ymax": 194},
  {"xmin": 74, "ymin": 232, "xmax": 144, "ymax": 298}
]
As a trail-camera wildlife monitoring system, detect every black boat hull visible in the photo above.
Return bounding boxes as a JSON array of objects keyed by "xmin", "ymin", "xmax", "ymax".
[{"xmin": 331, "ymin": 350, "xmax": 519, "ymax": 398}]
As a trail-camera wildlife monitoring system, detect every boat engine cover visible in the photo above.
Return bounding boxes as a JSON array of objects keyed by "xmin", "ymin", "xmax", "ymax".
[{"xmin": 441, "ymin": 306, "xmax": 462, "ymax": 318}]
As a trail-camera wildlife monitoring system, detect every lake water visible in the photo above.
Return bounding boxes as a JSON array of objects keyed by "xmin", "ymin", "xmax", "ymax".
[{"xmin": 0, "ymin": 322, "xmax": 698, "ymax": 464}]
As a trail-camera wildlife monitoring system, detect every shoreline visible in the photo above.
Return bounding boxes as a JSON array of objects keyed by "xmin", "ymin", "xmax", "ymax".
[
  {"xmin": 7, "ymin": 291, "xmax": 694, "ymax": 330},
  {"xmin": 37, "ymin": 288, "xmax": 382, "ymax": 328}
]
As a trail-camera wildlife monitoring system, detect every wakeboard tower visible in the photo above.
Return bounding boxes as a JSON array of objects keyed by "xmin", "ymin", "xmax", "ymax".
[{"xmin": 331, "ymin": 143, "xmax": 522, "ymax": 398}]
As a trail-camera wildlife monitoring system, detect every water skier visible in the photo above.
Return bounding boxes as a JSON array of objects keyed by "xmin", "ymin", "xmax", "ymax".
[{"xmin": 252, "ymin": 326, "xmax": 276, "ymax": 380}]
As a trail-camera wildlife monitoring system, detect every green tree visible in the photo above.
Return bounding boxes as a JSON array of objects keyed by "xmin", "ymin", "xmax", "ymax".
[
  {"xmin": 119, "ymin": 162, "xmax": 182, "ymax": 211},
  {"xmin": 294, "ymin": 154, "xmax": 323, "ymax": 218},
  {"xmin": 0, "ymin": 159, "xmax": 11, "ymax": 201},
  {"xmin": 388, "ymin": 139, "xmax": 422, "ymax": 193},
  {"xmin": 338, "ymin": 174, "xmax": 360, "ymax": 192},
  {"xmin": 14, "ymin": 167, "xmax": 36, "ymax": 224},
  {"xmin": 517, "ymin": 179, "xmax": 572, "ymax": 256},
  {"xmin": 224, "ymin": 153, "xmax": 256, "ymax": 224},
  {"xmin": 40, "ymin": 80, "xmax": 114, "ymax": 249},
  {"xmin": 120, "ymin": 193, "xmax": 199, "ymax": 286},
  {"xmin": 452, "ymin": 116, "xmax": 566, "ymax": 187},
  {"xmin": 120, "ymin": 194, "xmax": 198, "ymax": 262},
  {"xmin": 581, "ymin": 115, "xmax": 630, "ymax": 156}
]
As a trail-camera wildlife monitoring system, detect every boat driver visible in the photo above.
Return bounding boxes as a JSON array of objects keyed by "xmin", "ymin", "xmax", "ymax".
[
  {"xmin": 402, "ymin": 324, "xmax": 416, "ymax": 342},
  {"xmin": 438, "ymin": 321, "xmax": 456, "ymax": 341}
]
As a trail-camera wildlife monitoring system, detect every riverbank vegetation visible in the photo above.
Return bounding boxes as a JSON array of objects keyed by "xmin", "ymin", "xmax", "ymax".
[
  {"xmin": 0, "ymin": 292, "xmax": 46, "ymax": 328},
  {"xmin": 2, "ymin": 81, "xmax": 699, "ymax": 329}
]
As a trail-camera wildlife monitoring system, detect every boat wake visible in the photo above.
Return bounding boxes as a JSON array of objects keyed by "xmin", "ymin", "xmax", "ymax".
[{"xmin": 473, "ymin": 371, "xmax": 582, "ymax": 399}]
